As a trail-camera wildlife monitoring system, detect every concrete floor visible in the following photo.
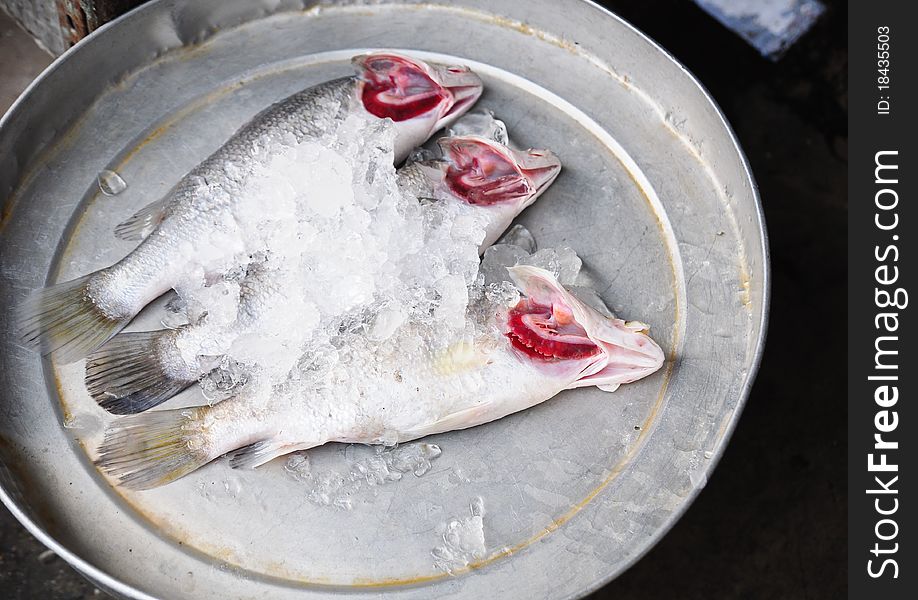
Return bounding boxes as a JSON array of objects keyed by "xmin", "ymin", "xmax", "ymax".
[
  {"xmin": 0, "ymin": 1, "xmax": 846, "ymax": 598},
  {"xmin": 0, "ymin": 10, "xmax": 52, "ymax": 114}
]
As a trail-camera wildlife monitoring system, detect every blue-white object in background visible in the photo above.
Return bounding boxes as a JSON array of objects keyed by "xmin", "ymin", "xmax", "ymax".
[{"xmin": 694, "ymin": 0, "xmax": 826, "ymax": 59}]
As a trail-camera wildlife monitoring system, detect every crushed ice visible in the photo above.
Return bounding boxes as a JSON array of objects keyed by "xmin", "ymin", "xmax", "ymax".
[
  {"xmin": 432, "ymin": 497, "xmax": 487, "ymax": 573},
  {"xmin": 160, "ymin": 109, "xmax": 496, "ymax": 390},
  {"xmin": 448, "ymin": 109, "xmax": 509, "ymax": 145},
  {"xmin": 284, "ymin": 443, "xmax": 442, "ymax": 510},
  {"xmin": 199, "ymin": 357, "xmax": 249, "ymax": 403},
  {"xmin": 477, "ymin": 230, "xmax": 616, "ymax": 317},
  {"xmin": 497, "ymin": 223, "xmax": 537, "ymax": 253},
  {"xmin": 480, "ymin": 232, "xmax": 582, "ymax": 287},
  {"xmin": 97, "ymin": 169, "xmax": 127, "ymax": 196}
]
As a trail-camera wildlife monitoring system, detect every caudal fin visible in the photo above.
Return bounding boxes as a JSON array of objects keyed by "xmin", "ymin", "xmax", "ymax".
[
  {"xmin": 86, "ymin": 330, "xmax": 195, "ymax": 415},
  {"xmin": 17, "ymin": 272, "xmax": 131, "ymax": 363},
  {"xmin": 96, "ymin": 408, "xmax": 211, "ymax": 490}
]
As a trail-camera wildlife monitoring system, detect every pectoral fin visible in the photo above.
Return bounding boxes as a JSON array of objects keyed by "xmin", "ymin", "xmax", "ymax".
[
  {"xmin": 114, "ymin": 197, "xmax": 169, "ymax": 241},
  {"xmin": 402, "ymin": 403, "xmax": 493, "ymax": 440},
  {"xmin": 229, "ymin": 440, "xmax": 316, "ymax": 469}
]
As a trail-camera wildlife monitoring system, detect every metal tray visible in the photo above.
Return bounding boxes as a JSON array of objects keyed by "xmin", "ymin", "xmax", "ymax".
[{"xmin": 0, "ymin": 1, "xmax": 768, "ymax": 598}]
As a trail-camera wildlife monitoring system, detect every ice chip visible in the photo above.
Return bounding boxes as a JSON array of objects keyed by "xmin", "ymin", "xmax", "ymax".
[
  {"xmin": 521, "ymin": 247, "xmax": 582, "ymax": 284},
  {"xmin": 368, "ymin": 306, "xmax": 408, "ymax": 341},
  {"xmin": 433, "ymin": 274, "xmax": 469, "ymax": 329},
  {"xmin": 161, "ymin": 294, "xmax": 191, "ymax": 329},
  {"xmin": 286, "ymin": 443, "xmax": 442, "ymax": 510},
  {"xmin": 97, "ymin": 169, "xmax": 127, "ymax": 196},
  {"xmin": 432, "ymin": 497, "xmax": 487, "ymax": 573},
  {"xmin": 388, "ymin": 442, "xmax": 442, "ymax": 476},
  {"xmin": 295, "ymin": 344, "xmax": 339, "ymax": 383},
  {"xmin": 480, "ymin": 244, "xmax": 530, "ymax": 285},
  {"xmin": 406, "ymin": 146, "xmax": 440, "ymax": 164},
  {"xmin": 567, "ymin": 285, "xmax": 614, "ymax": 317},
  {"xmin": 485, "ymin": 280, "xmax": 521, "ymax": 307},
  {"xmin": 61, "ymin": 412, "xmax": 102, "ymax": 436},
  {"xmin": 199, "ymin": 357, "xmax": 248, "ymax": 402},
  {"xmin": 448, "ymin": 109, "xmax": 510, "ymax": 146},
  {"xmin": 194, "ymin": 280, "xmax": 241, "ymax": 327},
  {"xmin": 222, "ymin": 264, "xmax": 248, "ymax": 283},
  {"xmin": 497, "ymin": 224, "xmax": 537, "ymax": 253},
  {"xmin": 285, "ymin": 453, "xmax": 311, "ymax": 479}
]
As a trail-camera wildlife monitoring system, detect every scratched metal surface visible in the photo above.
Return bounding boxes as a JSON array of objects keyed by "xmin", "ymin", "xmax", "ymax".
[{"xmin": 0, "ymin": 1, "xmax": 768, "ymax": 598}]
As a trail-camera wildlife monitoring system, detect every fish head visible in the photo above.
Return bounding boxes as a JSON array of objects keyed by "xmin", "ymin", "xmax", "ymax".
[
  {"xmin": 435, "ymin": 135, "xmax": 561, "ymax": 247},
  {"xmin": 505, "ymin": 265, "xmax": 665, "ymax": 391},
  {"xmin": 437, "ymin": 136, "xmax": 562, "ymax": 207},
  {"xmin": 354, "ymin": 53, "xmax": 483, "ymax": 161}
]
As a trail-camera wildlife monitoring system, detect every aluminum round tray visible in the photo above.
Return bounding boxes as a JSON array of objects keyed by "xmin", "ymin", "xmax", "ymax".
[{"xmin": 0, "ymin": 1, "xmax": 768, "ymax": 598}]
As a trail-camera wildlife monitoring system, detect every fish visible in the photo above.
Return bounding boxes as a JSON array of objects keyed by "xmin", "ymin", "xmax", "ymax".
[
  {"xmin": 17, "ymin": 52, "xmax": 483, "ymax": 363},
  {"xmin": 95, "ymin": 265, "xmax": 665, "ymax": 489},
  {"xmin": 84, "ymin": 131, "xmax": 562, "ymax": 415}
]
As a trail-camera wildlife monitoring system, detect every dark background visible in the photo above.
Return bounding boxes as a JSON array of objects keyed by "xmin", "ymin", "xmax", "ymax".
[
  {"xmin": 0, "ymin": 0, "xmax": 847, "ymax": 597},
  {"xmin": 590, "ymin": 1, "xmax": 846, "ymax": 598}
]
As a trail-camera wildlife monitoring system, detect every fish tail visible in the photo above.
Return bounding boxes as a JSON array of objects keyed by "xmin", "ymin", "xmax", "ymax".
[
  {"xmin": 96, "ymin": 408, "xmax": 211, "ymax": 490},
  {"xmin": 17, "ymin": 271, "xmax": 131, "ymax": 363},
  {"xmin": 86, "ymin": 329, "xmax": 194, "ymax": 415}
]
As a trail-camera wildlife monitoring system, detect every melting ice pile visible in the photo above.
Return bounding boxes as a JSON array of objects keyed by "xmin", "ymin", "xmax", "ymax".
[
  {"xmin": 479, "ymin": 225, "xmax": 612, "ymax": 318},
  {"xmin": 162, "ymin": 112, "xmax": 491, "ymax": 392},
  {"xmin": 283, "ymin": 443, "xmax": 442, "ymax": 510},
  {"xmin": 161, "ymin": 110, "xmax": 589, "ymax": 404},
  {"xmin": 431, "ymin": 497, "xmax": 487, "ymax": 573}
]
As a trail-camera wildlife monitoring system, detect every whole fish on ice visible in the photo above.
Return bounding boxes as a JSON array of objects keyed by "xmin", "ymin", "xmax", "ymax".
[
  {"xmin": 96, "ymin": 266, "xmax": 665, "ymax": 489},
  {"xmin": 17, "ymin": 53, "xmax": 482, "ymax": 362},
  {"xmin": 84, "ymin": 125, "xmax": 561, "ymax": 414}
]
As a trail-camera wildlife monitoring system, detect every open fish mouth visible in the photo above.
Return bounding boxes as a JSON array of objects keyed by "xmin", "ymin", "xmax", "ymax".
[
  {"xmin": 438, "ymin": 135, "xmax": 561, "ymax": 206},
  {"xmin": 507, "ymin": 297, "xmax": 601, "ymax": 360},
  {"xmin": 507, "ymin": 265, "xmax": 665, "ymax": 389},
  {"xmin": 353, "ymin": 53, "xmax": 483, "ymax": 124}
]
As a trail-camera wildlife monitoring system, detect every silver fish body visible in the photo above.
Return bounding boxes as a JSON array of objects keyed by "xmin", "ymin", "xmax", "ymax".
[{"xmin": 97, "ymin": 266, "xmax": 665, "ymax": 489}]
